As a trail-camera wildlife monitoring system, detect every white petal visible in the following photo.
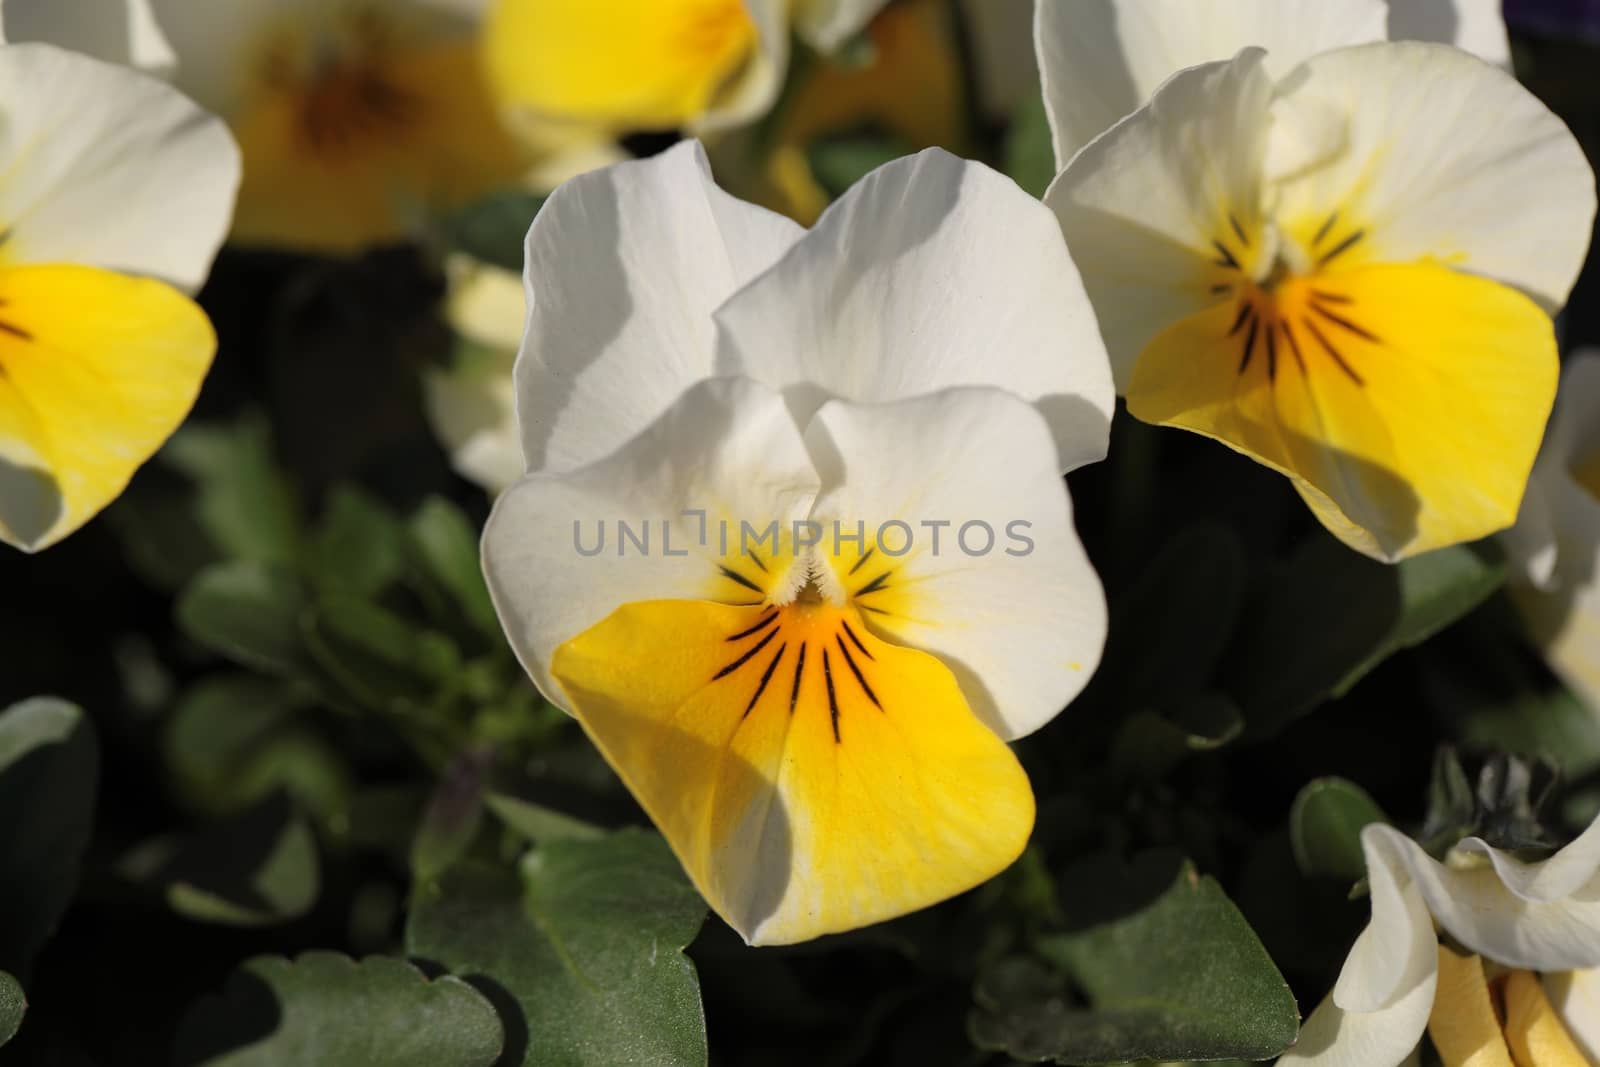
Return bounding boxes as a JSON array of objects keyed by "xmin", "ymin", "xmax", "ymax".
[
  {"xmin": 483, "ymin": 377, "xmax": 820, "ymax": 702},
  {"xmin": 1454, "ymin": 815, "xmax": 1600, "ymax": 903},
  {"xmin": 1334, "ymin": 827, "xmax": 1442, "ymax": 1013},
  {"xmin": 694, "ymin": 0, "xmax": 788, "ymax": 134},
  {"xmin": 516, "ymin": 140, "xmax": 804, "ymax": 474},
  {"xmin": 1391, "ymin": 822, "xmax": 1600, "ymax": 972},
  {"xmin": 792, "ymin": 0, "xmax": 891, "ymax": 52},
  {"xmin": 0, "ymin": 0, "xmax": 176, "ymax": 72},
  {"xmin": 718, "ymin": 148, "xmax": 1114, "ymax": 473},
  {"xmin": 1277, "ymin": 980, "xmax": 1434, "ymax": 1067},
  {"xmin": 443, "ymin": 254, "xmax": 525, "ymax": 352},
  {"xmin": 1269, "ymin": 42, "xmax": 1596, "ymax": 313},
  {"xmin": 0, "ymin": 44, "xmax": 238, "ymax": 292},
  {"xmin": 1545, "ymin": 969, "xmax": 1600, "ymax": 1062},
  {"xmin": 1043, "ymin": 50, "xmax": 1273, "ymax": 391},
  {"xmin": 146, "ymin": 0, "xmax": 300, "ymax": 116},
  {"xmin": 1386, "ymin": 0, "xmax": 1511, "ymax": 67},
  {"xmin": 1508, "ymin": 352, "xmax": 1600, "ymax": 590},
  {"xmin": 801, "ymin": 387, "xmax": 1106, "ymax": 740},
  {"xmin": 1034, "ymin": 0, "xmax": 1386, "ymax": 168}
]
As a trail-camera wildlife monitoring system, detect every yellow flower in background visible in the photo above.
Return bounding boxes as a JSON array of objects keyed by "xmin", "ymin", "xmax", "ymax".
[
  {"xmin": 106, "ymin": 0, "xmax": 567, "ymax": 253},
  {"xmin": 483, "ymin": 142, "xmax": 1113, "ymax": 943},
  {"xmin": 0, "ymin": 44, "xmax": 239, "ymax": 551},
  {"xmin": 482, "ymin": 0, "xmax": 890, "ymax": 137},
  {"xmin": 1044, "ymin": 41, "xmax": 1595, "ymax": 561}
]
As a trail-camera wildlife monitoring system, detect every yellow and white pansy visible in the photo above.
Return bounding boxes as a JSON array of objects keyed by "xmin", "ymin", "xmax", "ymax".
[
  {"xmin": 1503, "ymin": 352, "xmax": 1600, "ymax": 712},
  {"xmin": 482, "ymin": 0, "xmax": 889, "ymax": 137},
  {"xmin": 0, "ymin": 43, "xmax": 239, "ymax": 552},
  {"xmin": 1043, "ymin": 42, "xmax": 1595, "ymax": 561},
  {"xmin": 1280, "ymin": 820, "xmax": 1600, "ymax": 1065},
  {"xmin": 422, "ymin": 253, "xmax": 525, "ymax": 494},
  {"xmin": 108, "ymin": 0, "xmax": 549, "ymax": 253},
  {"xmin": 1035, "ymin": 0, "xmax": 1511, "ymax": 169},
  {"xmin": 482, "ymin": 142, "xmax": 1112, "ymax": 943}
]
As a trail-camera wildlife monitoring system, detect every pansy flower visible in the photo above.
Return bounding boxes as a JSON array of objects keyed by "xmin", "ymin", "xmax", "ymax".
[
  {"xmin": 1280, "ymin": 820, "xmax": 1600, "ymax": 1065},
  {"xmin": 89, "ymin": 0, "xmax": 555, "ymax": 253},
  {"xmin": 482, "ymin": 0, "xmax": 891, "ymax": 138},
  {"xmin": 482, "ymin": 142, "xmax": 1112, "ymax": 942},
  {"xmin": 1043, "ymin": 42, "xmax": 1595, "ymax": 561},
  {"xmin": 0, "ymin": 43, "xmax": 238, "ymax": 552}
]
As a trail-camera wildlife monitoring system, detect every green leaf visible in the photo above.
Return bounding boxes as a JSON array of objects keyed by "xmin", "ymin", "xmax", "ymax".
[
  {"xmin": 0, "ymin": 698, "xmax": 98, "ymax": 978},
  {"xmin": 164, "ymin": 675, "xmax": 351, "ymax": 823},
  {"xmin": 164, "ymin": 415, "xmax": 302, "ymax": 567},
  {"xmin": 120, "ymin": 793, "xmax": 320, "ymax": 927},
  {"xmin": 448, "ymin": 190, "xmax": 546, "ymax": 273},
  {"xmin": 411, "ymin": 749, "xmax": 492, "ymax": 885},
  {"xmin": 1226, "ymin": 536, "xmax": 1505, "ymax": 736},
  {"xmin": 0, "ymin": 970, "xmax": 23, "ymax": 1047},
  {"xmin": 1289, "ymin": 778, "xmax": 1387, "ymax": 882},
  {"xmin": 484, "ymin": 793, "xmax": 604, "ymax": 845},
  {"xmin": 174, "ymin": 952, "xmax": 502, "ymax": 1067},
  {"xmin": 406, "ymin": 830, "xmax": 708, "ymax": 1067},
  {"xmin": 971, "ymin": 854, "xmax": 1298, "ymax": 1064},
  {"xmin": 301, "ymin": 596, "xmax": 461, "ymax": 712},
  {"xmin": 1109, "ymin": 694, "xmax": 1244, "ymax": 782},
  {"xmin": 407, "ymin": 496, "xmax": 500, "ymax": 640},
  {"xmin": 177, "ymin": 561, "xmax": 312, "ymax": 679},
  {"xmin": 309, "ymin": 485, "xmax": 406, "ymax": 597},
  {"xmin": 1003, "ymin": 90, "xmax": 1056, "ymax": 199}
]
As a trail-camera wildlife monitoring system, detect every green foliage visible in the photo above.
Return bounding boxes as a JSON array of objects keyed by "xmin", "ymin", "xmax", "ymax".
[
  {"xmin": 0, "ymin": 970, "xmax": 23, "ymax": 1048},
  {"xmin": 447, "ymin": 190, "xmax": 547, "ymax": 273},
  {"xmin": 174, "ymin": 952, "xmax": 504, "ymax": 1067},
  {"xmin": 1004, "ymin": 90, "xmax": 1057, "ymax": 198},
  {"xmin": 1290, "ymin": 778, "xmax": 1388, "ymax": 882},
  {"xmin": 407, "ymin": 830, "xmax": 709, "ymax": 1067},
  {"xmin": 971, "ymin": 854, "xmax": 1299, "ymax": 1064},
  {"xmin": 0, "ymin": 698, "xmax": 97, "ymax": 979},
  {"xmin": 807, "ymin": 135, "xmax": 916, "ymax": 198}
]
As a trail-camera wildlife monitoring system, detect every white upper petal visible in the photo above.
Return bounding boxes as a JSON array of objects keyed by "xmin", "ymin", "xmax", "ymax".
[
  {"xmin": 717, "ymin": 148, "xmax": 1114, "ymax": 473},
  {"xmin": 483, "ymin": 377, "xmax": 820, "ymax": 702},
  {"xmin": 1358, "ymin": 821, "xmax": 1600, "ymax": 974},
  {"xmin": 1269, "ymin": 42, "xmax": 1596, "ymax": 313},
  {"xmin": 802, "ymin": 387, "xmax": 1107, "ymax": 740},
  {"xmin": 792, "ymin": 0, "xmax": 891, "ymax": 52},
  {"xmin": 1034, "ymin": 0, "xmax": 1387, "ymax": 168},
  {"xmin": 0, "ymin": 0, "xmax": 176, "ymax": 72},
  {"xmin": 146, "ymin": 0, "xmax": 307, "ymax": 116},
  {"xmin": 0, "ymin": 44, "xmax": 238, "ymax": 292},
  {"xmin": 1385, "ymin": 0, "xmax": 1510, "ymax": 66},
  {"xmin": 1044, "ymin": 50, "xmax": 1273, "ymax": 391},
  {"xmin": 516, "ymin": 140, "xmax": 804, "ymax": 474}
]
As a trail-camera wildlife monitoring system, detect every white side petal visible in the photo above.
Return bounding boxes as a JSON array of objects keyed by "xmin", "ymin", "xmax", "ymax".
[
  {"xmin": 1270, "ymin": 42, "xmax": 1596, "ymax": 313},
  {"xmin": 694, "ymin": 0, "xmax": 788, "ymax": 134},
  {"xmin": 717, "ymin": 149, "xmax": 1114, "ymax": 474},
  {"xmin": 793, "ymin": 0, "xmax": 891, "ymax": 52},
  {"xmin": 1545, "ymin": 969, "xmax": 1600, "ymax": 1061},
  {"xmin": 802, "ymin": 387, "xmax": 1106, "ymax": 740},
  {"xmin": 0, "ymin": 45, "xmax": 239, "ymax": 292},
  {"xmin": 517, "ymin": 140, "xmax": 804, "ymax": 474},
  {"xmin": 424, "ymin": 345, "xmax": 523, "ymax": 494},
  {"xmin": 1043, "ymin": 50, "xmax": 1273, "ymax": 391},
  {"xmin": 0, "ymin": 0, "xmax": 177, "ymax": 72},
  {"xmin": 1034, "ymin": 0, "xmax": 1386, "ymax": 168},
  {"xmin": 1386, "ymin": 0, "xmax": 1511, "ymax": 67},
  {"xmin": 1389, "ymin": 821, "xmax": 1600, "ymax": 972},
  {"xmin": 1277, "ymin": 980, "xmax": 1434, "ymax": 1067},
  {"xmin": 483, "ymin": 377, "xmax": 820, "ymax": 703},
  {"xmin": 146, "ymin": 0, "xmax": 300, "ymax": 116}
]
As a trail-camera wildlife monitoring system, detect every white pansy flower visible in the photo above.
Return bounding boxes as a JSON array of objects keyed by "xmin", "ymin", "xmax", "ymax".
[
  {"xmin": 0, "ymin": 0, "xmax": 175, "ymax": 71},
  {"xmin": 482, "ymin": 142, "xmax": 1112, "ymax": 944},
  {"xmin": 1036, "ymin": 0, "xmax": 1511, "ymax": 169},
  {"xmin": 1282, "ymin": 821, "xmax": 1600, "ymax": 1065}
]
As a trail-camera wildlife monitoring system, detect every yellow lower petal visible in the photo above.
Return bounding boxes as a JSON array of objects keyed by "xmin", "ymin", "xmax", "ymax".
[
  {"xmin": 1503, "ymin": 970, "xmax": 1590, "ymax": 1067},
  {"xmin": 484, "ymin": 0, "xmax": 757, "ymax": 130},
  {"xmin": 0, "ymin": 265, "xmax": 214, "ymax": 551},
  {"xmin": 1127, "ymin": 262, "xmax": 1557, "ymax": 561},
  {"xmin": 1428, "ymin": 947, "xmax": 1516, "ymax": 1067},
  {"xmin": 551, "ymin": 598, "xmax": 1034, "ymax": 945},
  {"xmin": 231, "ymin": 40, "xmax": 528, "ymax": 252}
]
